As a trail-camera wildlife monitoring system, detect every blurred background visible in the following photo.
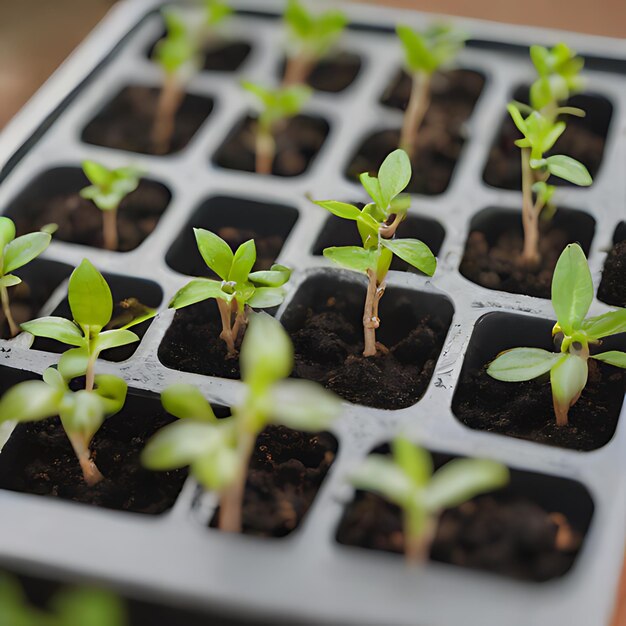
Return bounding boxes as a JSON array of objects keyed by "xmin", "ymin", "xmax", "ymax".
[{"xmin": 0, "ymin": 0, "xmax": 625, "ymax": 129}]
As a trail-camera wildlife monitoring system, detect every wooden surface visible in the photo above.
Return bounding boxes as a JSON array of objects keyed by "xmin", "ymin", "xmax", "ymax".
[{"xmin": 613, "ymin": 555, "xmax": 626, "ymax": 626}]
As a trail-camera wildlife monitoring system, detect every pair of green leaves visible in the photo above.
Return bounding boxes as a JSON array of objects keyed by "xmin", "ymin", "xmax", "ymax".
[
  {"xmin": 79, "ymin": 161, "xmax": 142, "ymax": 212},
  {"xmin": 142, "ymin": 313, "xmax": 340, "ymax": 492},
  {"xmin": 153, "ymin": 8, "xmax": 201, "ymax": 75},
  {"xmin": 0, "ymin": 217, "xmax": 51, "ymax": 290},
  {"xmin": 352, "ymin": 437, "xmax": 509, "ymax": 543},
  {"xmin": 284, "ymin": 0, "xmax": 347, "ymax": 59},
  {"xmin": 169, "ymin": 228, "xmax": 292, "ymax": 313},
  {"xmin": 21, "ymin": 259, "xmax": 154, "ymax": 380},
  {"xmin": 396, "ymin": 23, "xmax": 465, "ymax": 75},
  {"xmin": 488, "ymin": 244, "xmax": 626, "ymax": 423}
]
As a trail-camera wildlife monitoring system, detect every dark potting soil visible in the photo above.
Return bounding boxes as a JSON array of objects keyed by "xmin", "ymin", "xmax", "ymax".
[
  {"xmin": 0, "ymin": 396, "xmax": 187, "ymax": 514},
  {"xmin": 82, "ymin": 85, "xmax": 213, "ymax": 155},
  {"xmin": 483, "ymin": 92, "xmax": 610, "ymax": 190},
  {"xmin": 213, "ymin": 114, "xmax": 329, "ymax": 176},
  {"xmin": 346, "ymin": 69, "xmax": 485, "ymax": 195},
  {"xmin": 203, "ymin": 40, "xmax": 251, "ymax": 71},
  {"xmin": 280, "ymin": 51, "xmax": 362, "ymax": 92},
  {"xmin": 211, "ymin": 426, "xmax": 337, "ymax": 537},
  {"xmin": 158, "ymin": 299, "xmax": 242, "ymax": 379},
  {"xmin": 598, "ymin": 239, "xmax": 626, "ymax": 308},
  {"xmin": 453, "ymin": 358, "xmax": 625, "ymax": 451},
  {"xmin": 336, "ymin": 491, "xmax": 582, "ymax": 582},
  {"xmin": 8, "ymin": 179, "xmax": 170, "ymax": 252}
]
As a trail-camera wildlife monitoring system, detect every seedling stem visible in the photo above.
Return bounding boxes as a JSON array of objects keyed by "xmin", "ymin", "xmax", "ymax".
[
  {"xmin": 400, "ymin": 72, "xmax": 431, "ymax": 158},
  {"xmin": 0, "ymin": 285, "xmax": 18, "ymax": 337}
]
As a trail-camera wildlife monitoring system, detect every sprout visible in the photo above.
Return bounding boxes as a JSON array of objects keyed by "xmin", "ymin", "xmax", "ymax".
[
  {"xmin": 352, "ymin": 437, "xmax": 509, "ymax": 563},
  {"xmin": 169, "ymin": 228, "xmax": 292, "ymax": 356},
  {"xmin": 143, "ymin": 312, "xmax": 340, "ymax": 533},
  {"xmin": 508, "ymin": 103, "xmax": 592, "ymax": 267},
  {"xmin": 396, "ymin": 23, "xmax": 465, "ymax": 158},
  {"xmin": 21, "ymin": 259, "xmax": 154, "ymax": 392},
  {"xmin": 241, "ymin": 81, "xmax": 312, "ymax": 175},
  {"xmin": 151, "ymin": 7, "xmax": 201, "ymax": 153},
  {"xmin": 0, "ymin": 366, "xmax": 127, "ymax": 485},
  {"xmin": 79, "ymin": 160, "xmax": 142, "ymax": 251},
  {"xmin": 203, "ymin": 0, "xmax": 232, "ymax": 29},
  {"xmin": 488, "ymin": 243, "xmax": 626, "ymax": 426},
  {"xmin": 0, "ymin": 216, "xmax": 51, "ymax": 337},
  {"xmin": 282, "ymin": 0, "xmax": 347, "ymax": 86},
  {"xmin": 313, "ymin": 149, "xmax": 436, "ymax": 357}
]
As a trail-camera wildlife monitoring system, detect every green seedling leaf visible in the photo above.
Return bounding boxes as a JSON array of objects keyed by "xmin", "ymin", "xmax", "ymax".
[
  {"xmin": 0, "ymin": 274, "xmax": 22, "ymax": 288},
  {"xmin": 247, "ymin": 286, "xmax": 287, "ymax": 309},
  {"xmin": 487, "ymin": 347, "xmax": 563, "ymax": 382},
  {"xmin": 323, "ymin": 246, "xmax": 376, "ymax": 273},
  {"xmin": 59, "ymin": 390, "xmax": 106, "ymax": 448},
  {"xmin": 204, "ymin": 0, "xmax": 232, "ymax": 26},
  {"xmin": 3, "ymin": 232, "xmax": 51, "ymax": 274},
  {"xmin": 550, "ymin": 353, "xmax": 588, "ymax": 422},
  {"xmin": 153, "ymin": 8, "xmax": 199, "ymax": 75},
  {"xmin": 377, "ymin": 149, "xmax": 412, "ymax": 208},
  {"xmin": 507, "ymin": 102, "xmax": 527, "ymax": 134},
  {"xmin": 21, "ymin": 317, "xmax": 85, "ymax": 346},
  {"xmin": 381, "ymin": 238, "xmax": 437, "ymax": 276},
  {"xmin": 314, "ymin": 200, "xmax": 362, "ymax": 221},
  {"xmin": 194, "ymin": 228, "xmax": 234, "ymax": 280},
  {"xmin": 392, "ymin": 436, "xmax": 432, "ymax": 486},
  {"xmin": 192, "ymin": 443, "xmax": 240, "ymax": 491},
  {"xmin": 0, "ymin": 380, "xmax": 63, "ymax": 423},
  {"xmin": 169, "ymin": 278, "xmax": 231, "ymax": 310},
  {"xmin": 544, "ymin": 155, "xmax": 592, "ymax": 186},
  {"xmin": 0, "ymin": 217, "xmax": 16, "ymax": 250},
  {"xmin": 359, "ymin": 173, "xmax": 384, "ymax": 209},
  {"xmin": 248, "ymin": 264, "xmax": 291, "ymax": 287},
  {"xmin": 52, "ymin": 587, "xmax": 128, "ymax": 626},
  {"xmin": 582, "ymin": 309, "xmax": 626, "ymax": 339},
  {"xmin": 80, "ymin": 161, "xmax": 142, "ymax": 212},
  {"xmin": 68, "ymin": 259, "xmax": 113, "ymax": 331},
  {"xmin": 94, "ymin": 329, "xmax": 139, "ymax": 353},
  {"xmin": 270, "ymin": 380, "xmax": 341, "ymax": 430},
  {"xmin": 58, "ymin": 347, "xmax": 90, "ymax": 381},
  {"xmin": 352, "ymin": 455, "xmax": 414, "ymax": 505},
  {"xmin": 92, "ymin": 374, "xmax": 128, "ymax": 416},
  {"xmin": 43, "ymin": 367, "xmax": 67, "ymax": 392},
  {"xmin": 82, "ymin": 161, "xmax": 113, "ymax": 187},
  {"xmin": 592, "ymin": 351, "xmax": 626, "ymax": 368},
  {"xmin": 228, "ymin": 240, "xmax": 256, "ymax": 284},
  {"xmin": 161, "ymin": 384, "xmax": 217, "ymax": 422}
]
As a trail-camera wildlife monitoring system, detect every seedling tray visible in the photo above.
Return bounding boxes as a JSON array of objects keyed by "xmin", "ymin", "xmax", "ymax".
[{"xmin": 0, "ymin": 1, "xmax": 625, "ymax": 624}]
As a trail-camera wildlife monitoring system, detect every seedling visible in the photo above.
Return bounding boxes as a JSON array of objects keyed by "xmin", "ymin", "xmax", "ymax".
[
  {"xmin": 143, "ymin": 312, "xmax": 340, "ymax": 533},
  {"xmin": 282, "ymin": 0, "xmax": 347, "ymax": 86},
  {"xmin": 202, "ymin": 0, "xmax": 232, "ymax": 31},
  {"xmin": 169, "ymin": 228, "xmax": 291, "ymax": 356},
  {"xmin": 241, "ymin": 81, "xmax": 312, "ymax": 175},
  {"xmin": 488, "ymin": 243, "xmax": 626, "ymax": 426},
  {"xmin": 352, "ymin": 437, "xmax": 509, "ymax": 563},
  {"xmin": 0, "ymin": 216, "xmax": 52, "ymax": 337},
  {"xmin": 313, "ymin": 149, "xmax": 436, "ymax": 357},
  {"xmin": 508, "ymin": 102, "xmax": 592, "ymax": 267},
  {"xmin": 21, "ymin": 259, "xmax": 154, "ymax": 392},
  {"xmin": 152, "ymin": 7, "xmax": 201, "ymax": 153},
  {"xmin": 79, "ymin": 160, "xmax": 142, "ymax": 251},
  {"xmin": 396, "ymin": 23, "xmax": 465, "ymax": 157}
]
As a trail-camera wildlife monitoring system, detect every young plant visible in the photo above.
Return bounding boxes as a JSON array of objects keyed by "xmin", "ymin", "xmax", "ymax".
[
  {"xmin": 79, "ymin": 160, "xmax": 142, "ymax": 251},
  {"xmin": 152, "ymin": 7, "xmax": 200, "ymax": 154},
  {"xmin": 169, "ymin": 228, "xmax": 291, "ymax": 356},
  {"xmin": 282, "ymin": 0, "xmax": 347, "ymax": 86},
  {"xmin": 202, "ymin": 0, "xmax": 232, "ymax": 32},
  {"xmin": 352, "ymin": 437, "xmax": 509, "ymax": 563},
  {"xmin": 488, "ymin": 243, "xmax": 626, "ymax": 426},
  {"xmin": 0, "ymin": 366, "xmax": 127, "ymax": 485},
  {"xmin": 241, "ymin": 81, "xmax": 312, "ymax": 175},
  {"xmin": 21, "ymin": 259, "xmax": 154, "ymax": 392},
  {"xmin": 395, "ymin": 23, "xmax": 465, "ymax": 158},
  {"xmin": 313, "ymin": 148, "xmax": 436, "ymax": 357},
  {"xmin": 143, "ymin": 312, "xmax": 340, "ymax": 533},
  {"xmin": 508, "ymin": 103, "xmax": 592, "ymax": 267},
  {"xmin": 0, "ymin": 216, "xmax": 52, "ymax": 337}
]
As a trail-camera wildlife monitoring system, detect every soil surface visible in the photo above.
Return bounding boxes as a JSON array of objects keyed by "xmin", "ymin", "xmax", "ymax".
[
  {"xmin": 213, "ymin": 114, "xmax": 329, "ymax": 176},
  {"xmin": 346, "ymin": 69, "xmax": 484, "ymax": 195},
  {"xmin": 0, "ymin": 399, "xmax": 186, "ymax": 513},
  {"xmin": 211, "ymin": 426, "xmax": 337, "ymax": 537},
  {"xmin": 203, "ymin": 40, "xmax": 251, "ymax": 71},
  {"xmin": 598, "ymin": 239, "xmax": 626, "ymax": 307},
  {"xmin": 336, "ymin": 491, "xmax": 583, "ymax": 582},
  {"xmin": 280, "ymin": 51, "xmax": 361, "ymax": 92},
  {"xmin": 288, "ymin": 294, "xmax": 450, "ymax": 409},
  {"xmin": 9, "ymin": 180, "xmax": 170, "ymax": 252},
  {"xmin": 82, "ymin": 85, "xmax": 213, "ymax": 155},
  {"xmin": 453, "ymin": 358, "xmax": 625, "ymax": 451}
]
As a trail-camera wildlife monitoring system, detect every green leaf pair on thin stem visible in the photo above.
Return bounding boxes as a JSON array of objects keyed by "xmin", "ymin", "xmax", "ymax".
[
  {"xmin": 314, "ymin": 149, "xmax": 436, "ymax": 357},
  {"xmin": 80, "ymin": 160, "xmax": 142, "ymax": 251},
  {"xmin": 142, "ymin": 312, "xmax": 340, "ymax": 533},
  {"xmin": 488, "ymin": 243, "xmax": 626, "ymax": 426},
  {"xmin": 352, "ymin": 437, "xmax": 509, "ymax": 563},
  {"xmin": 0, "ymin": 216, "xmax": 52, "ymax": 338},
  {"xmin": 241, "ymin": 81, "xmax": 312, "ymax": 175},
  {"xmin": 282, "ymin": 0, "xmax": 347, "ymax": 86},
  {"xmin": 396, "ymin": 23, "xmax": 465, "ymax": 158},
  {"xmin": 169, "ymin": 228, "xmax": 292, "ymax": 356}
]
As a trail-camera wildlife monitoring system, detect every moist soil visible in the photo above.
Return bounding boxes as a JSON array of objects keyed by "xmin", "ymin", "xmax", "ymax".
[
  {"xmin": 0, "ymin": 399, "xmax": 187, "ymax": 513},
  {"xmin": 346, "ymin": 69, "xmax": 485, "ymax": 195},
  {"xmin": 211, "ymin": 426, "xmax": 337, "ymax": 537},
  {"xmin": 288, "ymin": 296, "xmax": 449, "ymax": 409},
  {"xmin": 280, "ymin": 51, "xmax": 361, "ymax": 92},
  {"xmin": 203, "ymin": 40, "xmax": 251, "ymax": 71},
  {"xmin": 336, "ymin": 491, "xmax": 582, "ymax": 582},
  {"xmin": 453, "ymin": 358, "xmax": 625, "ymax": 451},
  {"xmin": 82, "ymin": 85, "xmax": 213, "ymax": 155},
  {"xmin": 9, "ymin": 180, "xmax": 170, "ymax": 252},
  {"xmin": 460, "ymin": 222, "xmax": 572, "ymax": 298},
  {"xmin": 213, "ymin": 114, "xmax": 329, "ymax": 176},
  {"xmin": 598, "ymin": 240, "xmax": 626, "ymax": 307}
]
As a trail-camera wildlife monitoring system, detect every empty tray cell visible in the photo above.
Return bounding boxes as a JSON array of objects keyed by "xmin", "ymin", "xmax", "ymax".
[
  {"xmin": 30, "ymin": 273, "xmax": 163, "ymax": 363},
  {"xmin": 278, "ymin": 51, "xmax": 362, "ymax": 92},
  {"xmin": 4, "ymin": 167, "xmax": 171, "ymax": 252},
  {"xmin": 452, "ymin": 311, "xmax": 626, "ymax": 451},
  {"xmin": 483, "ymin": 90, "xmax": 612, "ymax": 190},
  {"xmin": 598, "ymin": 221, "xmax": 626, "ymax": 307},
  {"xmin": 82, "ymin": 85, "xmax": 214, "ymax": 155},
  {"xmin": 459, "ymin": 206, "xmax": 595, "ymax": 299},
  {"xmin": 281, "ymin": 272, "xmax": 454, "ymax": 409}
]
